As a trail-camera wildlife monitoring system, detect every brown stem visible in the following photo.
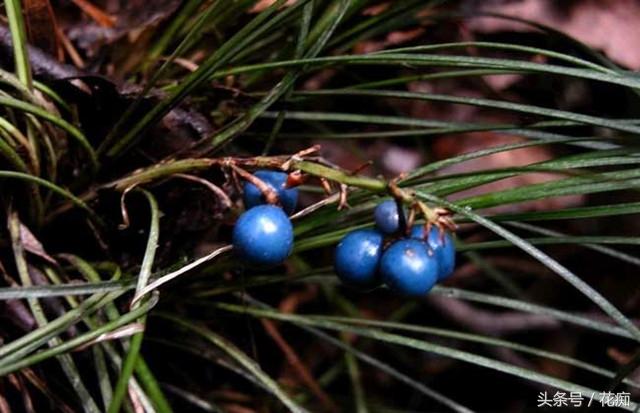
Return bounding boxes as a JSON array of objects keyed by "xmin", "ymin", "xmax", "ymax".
[
  {"xmin": 173, "ymin": 173, "xmax": 232, "ymax": 209},
  {"xmin": 285, "ymin": 170, "xmax": 307, "ymax": 188},
  {"xmin": 229, "ymin": 164, "xmax": 279, "ymax": 206},
  {"xmin": 406, "ymin": 206, "xmax": 416, "ymax": 235},
  {"xmin": 70, "ymin": 0, "xmax": 116, "ymax": 27},
  {"xmin": 48, "ymin": 147, "xmax": 454, "ymax": 230},
  {"xmin": 261, "ymin": 319, "xmax": 338, "ymax": 412},
  {"xmin": 319, "ymin": 177, "xmax": 333, "ymax": 195},
  {"xmin": 337, "ymin": 184, "xmax": 349, "ymax": 210}
]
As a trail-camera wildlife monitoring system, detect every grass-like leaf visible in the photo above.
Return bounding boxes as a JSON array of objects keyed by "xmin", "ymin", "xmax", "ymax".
[
  {"xmin": 159, "ymin": 313, "xmax": 310, "ymax": 413},
  {"xmin": 215, "ymin": 302, "xmax": 638, "ymax": 411}
]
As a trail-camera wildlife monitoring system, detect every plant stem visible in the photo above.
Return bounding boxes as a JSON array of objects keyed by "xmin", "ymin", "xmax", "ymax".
[
  {"xmin": 109, "ymin": 190, "xmax": 161, "ymax": 413},
  {"xmin": 4, "ymin": 0, "xmax": 32, "ymax": 89}
]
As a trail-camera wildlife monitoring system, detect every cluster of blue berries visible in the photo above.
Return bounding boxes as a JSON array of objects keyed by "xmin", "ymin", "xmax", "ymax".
[
  {"xmin": 232, "ymin": 170, "xmax": 298, "ymax": 266},
  {"xmin": 335, "ymin": 200, "xmax": 456, "ymax": 296},
  {"xmin": 230, "ymin": 169, "xmax": 456, "ymax": 297}
]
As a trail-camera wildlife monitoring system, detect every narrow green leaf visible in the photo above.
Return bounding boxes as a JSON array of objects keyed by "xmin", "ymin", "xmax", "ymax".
[
  {"xmin": 0, "ymin": 96, "xmax": 97, "ymax": 171},
  {"xmin": 8, "ymin": 213, "xmax": 101, "ymax": 413},
  {"xmin": 216, "ymin": 303, "xmax": 637, "ymax": 411},
  {"xmin": 417, "ymin": 192, "xmax": 640, "ymax": 342},
  {"xmin": 4, "ymin": 0, "xmax": 32, "ymax": 88},
  {"xmin": 0, "ymin": 171, "xmax": 99, "ymax": 222},
  {"xmin": 106, "ymin": 0, "xmax": 310, "ymax": 158},
  {"xmin": 160, "ymin": 313, "xmax": 309, "ymax": 413},
  {"xmin": 297, "ymin": 89, "xmax": 640, "ymax": 135},
  {"xmin": 0, "ymin": 290, "xmax": 122, "ymax": 364},
  {"xmin": 211, "ymin": 53, "xmax": 640, "ymax": 89},
  {"xmin": 0, "ymin": 280, "xmax": 131, "ymax": 300},
  {"xmin": 109, "ymin": 190, "xmax": 161, "ymax": 413},
  {"xmin": 0, "ymin": 295, "xmax": 157, "ymax": 376},
  {"xmin": 430, "ymin": 287, "xmax": 632, "ymax": 339},
  {"xmin": 372, "ymin": 42, "xmax": 615, "ymax": 73}
]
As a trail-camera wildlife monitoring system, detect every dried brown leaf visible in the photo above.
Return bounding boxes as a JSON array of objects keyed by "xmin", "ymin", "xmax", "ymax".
[{"xmin": 19, "ymin": 223, "xmax": 56, "ymax": 265}]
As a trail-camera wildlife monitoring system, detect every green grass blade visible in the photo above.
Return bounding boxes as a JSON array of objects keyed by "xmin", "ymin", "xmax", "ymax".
[
  {"xmin": 430, "ymin": 287, "xmax": 633, "ymax": 339},
  {"xmin": 8, "ymin": 213, "xmax": 101, "ymax": 413},
  {"xmin": 297, "ymin": 318, "xmax": 473, "ymax": 413},
  {"xmin": 109, "ymin": 190, "xmax": 161, "ymax": 413},
  {"xmin": 0, "ymin": 96, "xmax": 98, "ymax": 171},
  {"xmin": 4, "ymin": 0, "xmax": 32, "ymax": 88},
  {"xmin": 0, "ymin": 291, "xmax": 123, "ymax": 364},
  {"xmin": 417, "ymin": 192, "xmax": 640, "ymax": 342},
  {"xmin": 262, "ymin": 0, "xmax": 314, "ymax": 155},
  {"xmin": 210, "ymin": 53, "xmax": 640, "ymax": 89},
  {"xmin": 315, "ymin": 315, "xmax": 640, "ymax": 389},
  {"xmin": 160, "ymin": 313, "xmax": 309, "ymax": 413},
  {"xmin": 235, "ymin": 295, "xmax": 476, "ymax": 413},
  {"xmin": 504, "ymin": 222, "xmax": 640, "ymax": 267},
  {"xmin": 0, "ymin": 171, "xmax": 99, "ymax": 221},
  {"xmin": 487, "ymin": 202, "xmax": 640, "ymax": 223},
  {"xmin": 207, "ymin": 0, "xmax": 350, "ymax": 152},
  {"xmin": 0, "ymin": 295, "xmax": 157, "ymax": 376},
  {"xmin": 216, "ymin": 303, "xmax": 638, "ymax": 411},
  {"xmin": 297, "ymin": 89, "xmax": 640, "ymax": 135},
  {"xmin": 0, "ymin": 280, "xmax": 132, "ymax": 300},
  {"xmin": 105, "ymin": 0, "xmax": 309, "ymax": 158},
  {"xmin": 455, "ymin": 169, "xmax": 640, "ymax": 210},
  {"xmin": 372, "ymin": 42, "xmax": 615, "ymax": 73},
  {"xmin": 61, "ymin": 256, "xmax": 173, "ymax": 413}
]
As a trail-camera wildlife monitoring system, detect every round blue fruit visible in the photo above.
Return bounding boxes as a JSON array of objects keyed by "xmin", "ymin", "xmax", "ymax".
[
  {"xmin": 243, "ymin": 170, "xmax": 299, "ymax": 214},
  {"xmin": 380, "ymin": 239, "xmax": 439, "ymax": 296},
  {"xmin": 334, "ymin": 229, "xmax": 384, "ymax": 288},
  {"xmin": 374, "ymin": 200, "xmax": 404, "ymax": 234},
  {"xmin": 410, "ymin": 225, "xmax": 456, "ymax": 280},
  {"xmin": 232, "ymin": 205, "xmax": 293, "ymax": 266}
]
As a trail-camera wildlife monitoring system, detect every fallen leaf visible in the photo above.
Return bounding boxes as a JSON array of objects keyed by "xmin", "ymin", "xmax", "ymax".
[
  {"xmin": 249, "ymin": 0, "xmax": 296, "ymax": 13},
  {"xmin": 24, "ymin": 0, "xmax": 63, "ymax": 59},
  {"xmin": 362, "ymin": 3, "xmax": 391, "ymax": 16},
  {"xmin": 65, "ymin": 0, "xmax": 181, "ymax": 58},
  {"xmin": 19, "ymin": 223, "xmax": 57, "ymax": 265}
]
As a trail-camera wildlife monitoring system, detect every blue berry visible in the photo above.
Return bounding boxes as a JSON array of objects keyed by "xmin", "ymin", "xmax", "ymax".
[
  {"xmin": 410, "ymin": 225, "xmax": 456, "ymax": 280},
  {"xmin": 232, "ymin": 205, "xmax": 293, "ymax": 266},
  {"xmin": 380, "ymin": 239, "xmax": 438, "ymax": 296},
  {"xmin": 243, "ymin": 170, "xmax": 298, "ymax": 214},
  {"xmin": 334, "ymin": 229, "xmax": 384, "ymax": 287},
  {"xmin": 374, "ymin": 200, "xmax": 404, "ymax": 234}
]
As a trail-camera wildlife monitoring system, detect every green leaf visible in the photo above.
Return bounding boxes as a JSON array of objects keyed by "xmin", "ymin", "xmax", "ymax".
[
  {"xmin": 215, "ymin": 303, "xmax": 637, "ymax": 411},
  {"xmin": 109, "ymin": 190, "xmax": 161, "ymax": 413},
  {"xmin": 211, "ymin": 53, "xmax": 640, "ymax": 89},
  {"xmin": 4, "ymin": 0, "xmax": 32, "ymax": 88},
  {"xmin": 0, "ymin": 295, "xmax": 157, "ymax": 376},
  {"xmin": 417, "ymin": 192, "xmax": 640, "ymax": 342},
  {"xmin": 430, "ymin": 286, "xmax": 632, "ymax": 339},
  {"xmin": 0, "ymin": 96, "xmax": 98, "ymax": 171},
  {"xmin": 160, "ymin": 313, "xmax": 310, "ymax": 413},
  {"xmin": 105, "ymin": 0, "xmax": 312, "ymax": 158},
  {"xmin": 297, "ymin": 89, "xmax": 640, "ymax": 135},
  {"xmin": 8, "ymin": 212, "xmax": 101, "ymax": 413}
]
